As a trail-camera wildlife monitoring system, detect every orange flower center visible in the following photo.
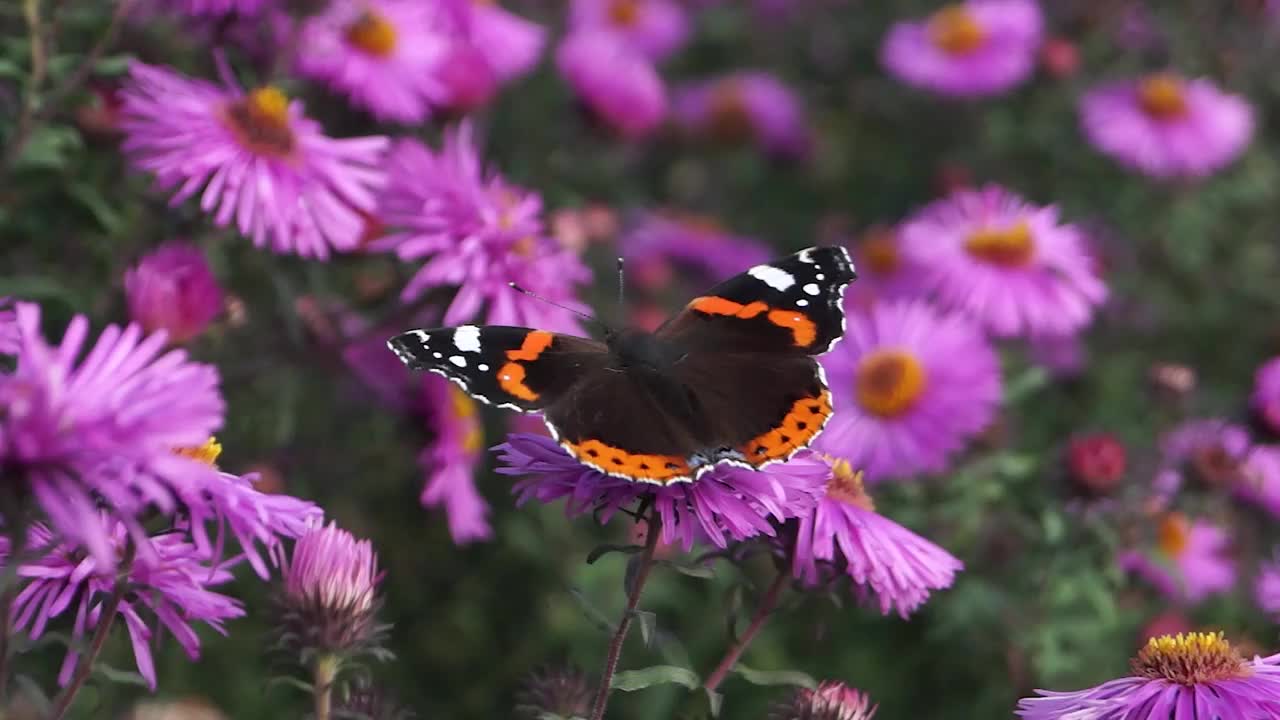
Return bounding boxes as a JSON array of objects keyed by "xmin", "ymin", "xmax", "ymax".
[
  {"xmin": 222, "ymin": 86, "xmax": 295, "ymax": 157},
  {"xmin": 824, "ymin": 456, "xmax": 875, "ymax": 511},
  {"xmin": 928, "ymin": 5, "xmax": 987, "ymax": 55},
  {"xmin": 1131, "ymin": 632, "xmax": 1250, "ymax": 685},
  {"xmin": 175, "ymin": 437, "xmax": 222, "ymax": 467},
  {"xmin": 860, "ymin": 228, "xmax": 900, "ymax": 276},
  {"xmin": 1157, "ymin": 512, "xmax": 1190, "ymax": 558},
  {"xmin": 964, "ymin": 221, "xmax": 1035, "ymax": 267},
  {"xmin": 707, "ymin": 82, "xmax": 754, "ymax": 144},
  {"xmin": 855, "ymin": 350, "xmax": 927, "ymax": 418},
  {"xmin": 1138, "ymin": 74, "xmax": 1188, "ymax": 120},
  {"xmin": 608, "ymin": 0, "xmax": 641, "ymax": 27},
  {"xmin": 345, "ymin": 11, "xmax": 398, "ymax": 57}
]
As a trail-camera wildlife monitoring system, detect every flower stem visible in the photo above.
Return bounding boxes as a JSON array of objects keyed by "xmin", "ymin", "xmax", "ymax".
[
  {"xmin": 48, "ymin": 583, "xmax": 126, "ymax": 720},
  {"xmin": 702, "ymin": 567, "xmax": 789, "ymax": 694},
  {"xmin": 588, "ymin": 510, "xmax": 662, "ymax": 720},
  {"xmin": 313, "ymin": 653, "xmax": 340, "ymax": 720}
]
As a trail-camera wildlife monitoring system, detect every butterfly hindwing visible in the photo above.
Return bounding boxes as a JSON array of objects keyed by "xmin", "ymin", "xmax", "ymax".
[{"xmin": 387, "ymin": 326, "xmax": 608, "ymax": 411}]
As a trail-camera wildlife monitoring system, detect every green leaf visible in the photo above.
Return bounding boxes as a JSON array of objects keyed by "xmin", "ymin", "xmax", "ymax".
[
  {"xmin": 1005, "ymin": 365, "xmax": 1049, "ymax": 403},
  {"xmin": 93, "ymin": 663, "xmax": 151, "ymax": 688},
  {"xmin": 93, "ymin": 54, "xmax": 132, "ymax": 76},
  {"xmin": 705, "ymin": 689, "xmax": 723, "ymax": 718},
  {"xmin": 732, "ymin": 664, "xmax": 818, "ymax": 690},
  {"xmin": 0, "ymin": 275, "xmax": 82, "ymax": 308},
  {"xmin": 585, "ymin": 543, "xmax": 643, "ymax": 564},
  {"xmin": 609, "ymin": 665, "xmax": 701, "ymax": 692},
  {"xmin": 567, "ymin": 587, "xmax": 615, "ymax": 634},
  {"xmin": 266, "ymin": 675, "xmax": 316, "ymax": 695},
  {"xmin": 630, "ymin": 609, "xmax": 656, "ymax": 648},
  {"xmin": 66, "ymin": 182, "xmax": 123, "ymax": 234},
  {"xmin": 656, "ymin": 559, "xmax": 716, "ymax": 580},
  {"xmin": 14, "ymin": 124, "xmax": 82, "ymax": 171}
]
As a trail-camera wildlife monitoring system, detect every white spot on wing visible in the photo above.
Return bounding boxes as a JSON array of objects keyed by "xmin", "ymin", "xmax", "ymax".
[
  {"xmin": 449, "ymin": 355, "xmax": 467, "ymax": 368},
  {"xmin": 803, "ymin": 283, "xmax": 821, "ymax": 296},
  {"xmin": 748, "ymin": 265, "xmax": 795, "ymax": 291},
  {"xmin": 478, "ymin": 363, "xmax": 489, "ymax": 371},
  {"xmin": 796, "ymin": 299, "xmax": 809, "ymax": 307},
  {"xmin": 454, "ymin": 325, "xmax": 481, "ymax": 353},
  {"xmin": 433, "ymin": 352, "xmax": 442, "ymax": 359}
]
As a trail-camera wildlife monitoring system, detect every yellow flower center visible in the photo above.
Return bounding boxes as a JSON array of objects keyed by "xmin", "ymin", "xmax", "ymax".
[
  {"xmin": 1157, "ymin": 512, "xmax": 1190, "ymax": 558},
  {"xmin": 824, "ymin": 456, "xmax": 875, "ymax": 511},
  {"xmin": 345, "ymin": 11, "xmax": 398, "ymax": 57},
  {"xmin": 855, "ymin": 350, "xmax": 927, "ymax": 418},
  {"xmin": 222, "ymin": 86, "xmax": 295, "ymax": 157},
  {"xmin": 1138, "ymin": 74, "xmax": 1188, "ymax": 121},
  {"xmin": 964, "ymin": 221, "xmax": 1035, "ymax": 267},
  {"xmin": 1131, "ymin": 632, "xmax": 1251, "ymax": 685},
  {"xmin": 175, "ymin": 437, "xmax": 223, "ymax": 467},
  {"xmin": 708, "ymin": 82, "xmax": 754, "ymax": 144},
  {"xmin": 860, "ymin": 228, "xmax": 900, "ymax": 276},
  {"xmin": 928, "ymin": 5, "xmax": 987, "ymax": 55},
  {"xmin": 448, "ymin": 387, "xmax": 484, "ymax": 453},
  {"xmin": 608, "ymin": 0, "xmax": 641, "ymax": 27}
]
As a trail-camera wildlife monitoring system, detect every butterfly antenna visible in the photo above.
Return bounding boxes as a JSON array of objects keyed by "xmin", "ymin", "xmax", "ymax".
[{"xmin": 507, "ymin": 282, "xmax": 603, "ymax": 328}]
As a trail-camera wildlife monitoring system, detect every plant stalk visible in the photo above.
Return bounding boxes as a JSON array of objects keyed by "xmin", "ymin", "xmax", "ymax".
[
  {"xmin": 313, "ymin": 653, "xmax": 340, "ymax": 720},
  {"xmin": 47, "ymin": 584, "xmax": 125, "ymax": 720},
  {"xmin": 702, "ymin": 567, "xmax": 789, "ymax": 694}
]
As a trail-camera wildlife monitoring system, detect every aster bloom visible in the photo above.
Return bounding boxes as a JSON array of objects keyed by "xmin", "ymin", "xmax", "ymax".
[
  {"xmin": 793, "ymin": 458, "xmax": 962, "ymax": 617},
  {"xmin": 1252, "ymin": 357, "xmax": 1280, "ymax": 434},
  {"xmin": 124, "ymin": 241, "xmax": 224, "ymax": 344},
  {"xmin": 898, "ymin": 185, "xmax": 1107, "ymax": 338},
  {"xmin": 119, "ymin": 61, "xmax": 388, "ymax": 259},
  {"xmin": 464, "ymin": 0, "xmax": 546, "ymax": 83},
  {"xmin": 496, "ymin": 434, "xmax": 829, "ymax": 550},
  {"xmin": 770, "ymin": 681, "xmax": 878, "ymax": 720},
  {"xmin": 1119, "ymin": 513, "xmax": 1236, "ymax": 603},
  {"xmin": 814, "ymin": 301, "xmax": 1000, "ymax": 480},
  {"xmin": 672, "ymin": 72, "xmax": 810, "ymax": 158},
  {"xmin": 149, "ymin": 0, "xmax": 268, "ymax": 16},
  {"xmin": 1257, "ymin": 556, "xmax": 1280, "ymax": 615},
  {"xmin": 843, "ymin": 226, "xmax": 926, "ymax": 305},
  {"xmin": 295, "ymin": 0, "xmax": 453, "ymax": 123},
  {"xmin": 570, "ymin": 0, "xmax": 690, "ymax": 61},
  {"xmin": 1017, "ymin": 632, "xmax": 1280, "ymax": 719},
  {"xmin": 1079, "ymin": 73, "xmax": 1254, "ymax": 179},
  {"xmin": 557, "ymin": 30, "xmax": 668, "ymax": 140},
  {"xmin": 419, "ymin": 375, "xmax": 491, "ymax": 543},
  {"xmin": 12, "ymin": 520, "xmax": 244, "ymax": 690},
  {"xmin": 514, "ymin": 666, "xmax": 596, "ymax": 720},
  {"xmin": 622, "ymin": 212, "xmax": 772, "ymax": 285},
  {"xmin": 880, "ymin": 0, "xmax": 1043, "ymax": 98},
  {"xmin": 0, "ymin": 303, "xmax": 223, "ymax": 568},
  {"xmin": 375, "ymin": 123, "xmax": 590, "ymax": 334},
  {"xmin": 1154, "ymin": 418, "xmax": 1280, "ymax": 515},
  {"xmin": 0, "ymin": 297, "xmax": 16, "ymax": 354},
  {"xmin": 280, "ymin": 522, "xmax": 386, "ymax": 657}
]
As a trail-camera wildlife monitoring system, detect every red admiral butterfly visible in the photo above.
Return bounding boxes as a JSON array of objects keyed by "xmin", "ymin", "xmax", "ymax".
[{"xmin": 388, "ymin": 246, "xmax": 857, "ymax": 485}]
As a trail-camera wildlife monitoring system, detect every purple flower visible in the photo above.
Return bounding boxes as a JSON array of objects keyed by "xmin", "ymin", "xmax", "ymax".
[
  {"xmin": 280, "ymin": 522, "xmax": 385, "ymax": 655},
  {"xmin": 496, "ymin": 433, "xmax": 829, "ymax": 550},
  {"xmin": 0, "ymin": 303, "xmax": 223, "ymax": 569},
  {"xmin": 1153, "ymin": 418, "xmax": 1280, "ymax": 514},
  {"xmin": 899, "ymin": 185, "xmax": 1107, "ymax": 338},
  {"xmin": 557, "ymin": 30, "xmax": 668, "ymax": 140},
  {"xmin": 374, "ymin": 123, "xmax": 590, "ymax": 334},
  {"xmin": 570, "ymin": 0, "xmax": 690, "ymax": 61},
  {"xmin": 793, "ymin": 457, "xmax": 962, "ymax": 617},
  {"xmin": 1253, "ymin": 357, "xmax": 1280, "ymax": 434},
  {"xmin": 0, "ymin": 297, "xmax": 16, "ymax": 355},
  {"xmin": 1018, "ymin": 632, "xmax": 1280, "ymax": 719},
  {"xmin": 148, "ymin": 0, "xmax": 267, "ymax": 16},
  {"xmin": 465, "ymin": 0, "xmax": 546, "ymax": 83},
  {"xmin": 1257, "ymin": 555, "xmax": 1280, "ymax": 615},
  {"xmin": 880, "ymin": 0, "xmax": 1043, "ymax": 98},
  {"xmin": 435, "ymin": 41, "xmax": 500, "ymax": 112},
  {"xmin": 119, "ymin": 61, "xmax": 388, "ymax": 259},
  {"xmin": 843, "ymin": 226, "xmax": 927, "ymax": 305},
  {"xmin": 295, "ymin": 0, "xmax": 452, "ymax": 123},
  {"xmin": 1080, "ymin": 73, "xmax": 1254, "ymax": 180},
  {"xmin": 815, "ymin": 300, "xmax": 1001, "ymax": 480},
  {"xmin": 1119, "ymin": 513, "xmax": 1236, "ymax": 604},
  {"xmin": 770, "ymin": 681, "xmax": 878, "ymax": 720},
  {"xmin": 12, "ymin": 520, "xmax": 244, "ymax": 690},
  {"xmin": 672, "ymin": 71, "xmax": 810, "ymax": 158},
  {"xmin": 622, "ymin": 212, "xmax": 772, "ymax": 285},
  {"xmin": 419, "ymin": 375, "xmax": 491, "ymax": 544},
  {"xmin": 124, "ymin": 241, "xmax": 224, "ymax": 344}
]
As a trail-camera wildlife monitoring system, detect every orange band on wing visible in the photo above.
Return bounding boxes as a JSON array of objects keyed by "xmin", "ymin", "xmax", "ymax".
[
  {"xmin": 507, "ymin": 330, "xmax": 554, "ymax": 361},
  {"xmin": 497, "ymin": 362, "xmax": 539, "ymax": 401},
  {"xmin": 689, "ymin": 296, "xmax": 769, "ymax": 319},
  {"xmin": 690, "ymin": 297, "xmax": 818, "ymax": 348},
  {"xmin": 562, "ymin": 438, "xmax": 692, "ymax": 484},
  {"xmin": 739, "ymin": 390, "xmax": 833, "ymax": 463},
  {"xmin": 766, "ymin": 309, "xmax": 818, "ymax": 348}
]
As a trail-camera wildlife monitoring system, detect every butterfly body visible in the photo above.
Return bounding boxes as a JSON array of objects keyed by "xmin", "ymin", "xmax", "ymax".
[{"xmin": 389, "ymin": 246, "xmax": 856, "ymax": 485}]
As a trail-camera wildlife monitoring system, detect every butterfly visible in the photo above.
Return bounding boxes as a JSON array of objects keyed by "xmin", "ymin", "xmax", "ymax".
[{"xmin": 388, "ymin": 246, "xmax": 857, "ymax": 485}]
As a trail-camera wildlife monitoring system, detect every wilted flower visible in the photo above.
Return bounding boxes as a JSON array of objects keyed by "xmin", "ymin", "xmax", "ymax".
[
  {"xmin": 1017, "ymin": 632, "xmax": 1280, "ymax": 719},
  {"xmin": 0, "ymin": 303, "xmax": 223, "ymax": 569},
  {"xmin": 622, "ymin": 212, "xmax": 772, "ymax": 285},
  {"xmin": 124, "ymin": 242, "xmax": 224, "ymax": 344},
  {"xmin": 496, "ymin": 434, "xmax": 829, "ymax": 550},
  {"xmin": 419, "ymin": 376, "xmax": 490, "ymax": 544},
  {"xmin": 672, "ymin": 72, "xmax": 810, "ymax": 159},
  {"xmin": 119, "ymin": 61, "xmax": 388, "ymax": 259},
  {"xmin": 1119, "ymin": 513, "xmax": 1236, "ymax": 603},
  {"xmin": 898, "ymin": 185, "xmax": 1107, "ymax": 338},
  {"xmin": 280, "ymin": 522, "xmax": 386, "ymax": 657},
  {"xmin": 1253, "ymin": 356, "xmax": 1280, "ymax": 435},
  {"xmin": 295, "ymin": 0, "xmax": 452, "ymax": 123},
  {"xmin": 514, "ymin": 665, "xmax": 596, "ymax": 720},
  {"xmin": 557, "ymin": 31, "xmax": 668, "ymax": 140},
  {"xmin": 770, "ymin": 681, "xmax": 878, "ymax": 720},
  {"xmin": 880, "ymin": 0, "xmax": 1043, "ymax": 98},
  {"xmin": 1256, "ymin": 555, "xmax": 1280, "ymax": 615},
  {"xmin": 1079, "ymin": 73, "xmax": 1254, "ymax": 179},
  {"xmin": 793, "ymin": 457, "xmax": 963, "ymax": 617},
  {"xmin": 571, "ymin": 0, "xmax": 690, "ymax": 60},
  {"xmin": 815, "ymin": 300, "xmax": 1001, "ymax": 480},
  {"xmin": 1067, "ymin": 433, "xmax": 1127, "ymax": 497}
]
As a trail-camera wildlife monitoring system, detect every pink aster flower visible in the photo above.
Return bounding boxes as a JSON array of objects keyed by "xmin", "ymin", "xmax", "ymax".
[
  {"xmin": 0, "ymin": 297, "xmax": 16, "ymax": 355},
  {"xmin": 880, "ymin": 0, "xmax": 1043, "ymax": 98},
  {"xmin": 672, "ymin": 71, "xmax": 810, "ymax": 158},
  {"xmin": 0, "ymin": 303, "xmax": 223, "ymax": 569},
  {"xmin": 1119, "ymin": 513, "xmax": 1236, "ymax": 604},
  {"xmin": 419, "ymin": 375, "xmax": 490, "ymax": 544},
  {"xmin": 12, "ymin": 520, "xmax": 244, "ymax": 690},
  {"xmin": 1253, "ymin": 357, "xmax": 1280, "ymax": 435},
  {"xmin": 622, "ymin": 212, "xmax": 772, "ymax": 286},
  {"xmin": 124, "ymin": 241, "xmax": 224, "ymax": 344},
  {"xmin": 814, "ymin": 301, "xmax": 1001, "ymax": 481},
  {"xmin": 899, "ymin": 185, "xmax": 1107, "ymax": 338},
  {"xmin": 771, "ymin": 681, "xmax": 878, "ymax": 720},
  {"xmin": 793, "ymin": 457, "xmax": 962, "ymax": 617},
  {"xmin": 119, "ymin": 61, "xmax": 388, "ymax": 259},
  {"xmin": 465, "ymin": 0, "xmax": 546, "ymax": 83},
  {"xmin": 843, "ymin": 226, "xmax": 927, "ymax": 305},
  {"xmin": 280, "ymin": 522, "xmax": 386, "ymax": 656},
  {"xmin": 294, "ymin": 0, "xmax": 452, "ymax": 123},
  {"xmin": 570, "ymin": 0, "xmax": 690, "ymax": 61},
  {"xmin": 1079, "ymin": 73, "xmax": 1254, "ymax": 179},
  {"xmin": 1018, "ymin": 632, "xmax": 1280, "ymax": 720},
  {"xmin": 1153, "ymin": 418, "xmax": 1280, "ymax": 515},
  {"xmin": 496, "ymin": 434, "xmax": 829, "ymax": 550},
  {"xmin": 557, "ymin": 30, "xmax": 668, "ymax": 140},
  {"xmin": 374, "ymin": 123, "xmax": 590, "ymax": 334},
  {"xmin": 1257, "ymin": 555, "xmax": 1280, "ymax": 615}
]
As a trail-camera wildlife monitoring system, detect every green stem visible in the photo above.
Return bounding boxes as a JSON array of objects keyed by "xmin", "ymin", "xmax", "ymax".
[
  {"xmin": 702, "ymin": 567, "xmax": 788, "ymax": 694},
  {"xmin": 313, "ymin": 654, "xmax": 339, "ymax": 720}
]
